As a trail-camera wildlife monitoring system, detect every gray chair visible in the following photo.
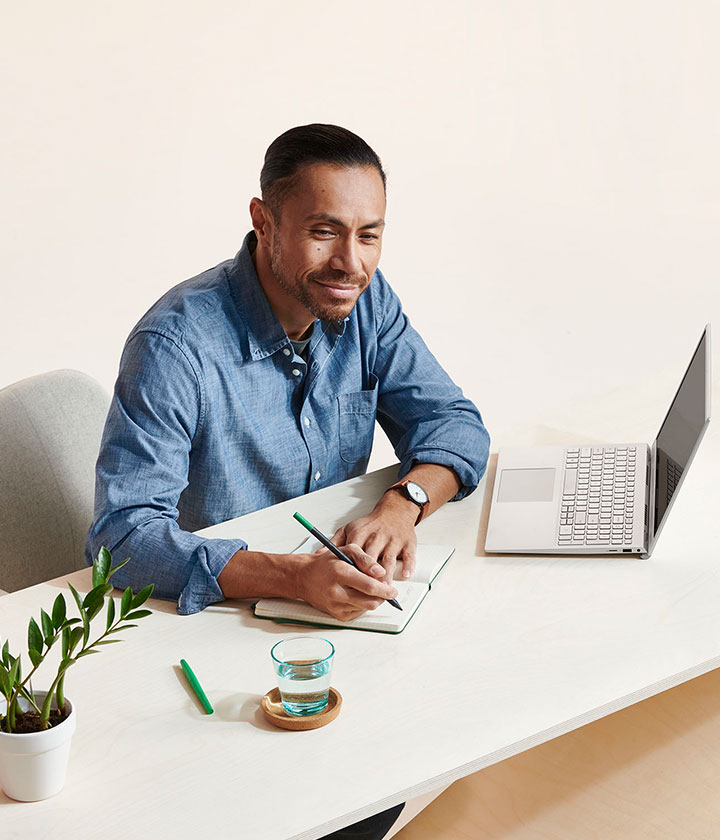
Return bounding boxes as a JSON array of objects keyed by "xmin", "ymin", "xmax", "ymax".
[{"xmin": 0, "ymin": 370, "xmax": 110, "ymax": 593}]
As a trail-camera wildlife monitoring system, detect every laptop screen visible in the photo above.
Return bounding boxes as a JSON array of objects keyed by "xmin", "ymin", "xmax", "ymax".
[{"xmin": 653, "ymin": 327, "xmax": 710, "ymax": 536}]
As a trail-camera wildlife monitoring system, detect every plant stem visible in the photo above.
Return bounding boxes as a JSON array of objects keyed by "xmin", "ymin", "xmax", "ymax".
[
  {"xmin": 56, "ymin": 673, "xmax": 65, "ymax": 713},
  {"xmin": 17, "ymin": 685, "xmax": 42, "ymax": 715},
  {"xmin": 40, "ymin": 670, "xmax": 67, "ymax": 729}
]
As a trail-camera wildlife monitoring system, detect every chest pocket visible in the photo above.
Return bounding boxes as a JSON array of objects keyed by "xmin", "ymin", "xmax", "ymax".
[{"xmin": 337, "ymin": 373, "xmax": 379, "ymax": 463}]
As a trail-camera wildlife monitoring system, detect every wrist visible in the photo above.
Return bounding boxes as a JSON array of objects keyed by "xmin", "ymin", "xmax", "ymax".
[
  {"xmin": 289, "ymin": 552, "xmax": 313, "ymax": 602},
  {"xmin": 376, "ymin": 489, "xmax": 421, "ymax": 525}
]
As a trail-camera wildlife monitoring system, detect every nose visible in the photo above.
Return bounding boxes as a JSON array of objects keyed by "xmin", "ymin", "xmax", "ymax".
[{"xmin": 329, "ymin": 236, "xmax": 363, "ymax": 276}]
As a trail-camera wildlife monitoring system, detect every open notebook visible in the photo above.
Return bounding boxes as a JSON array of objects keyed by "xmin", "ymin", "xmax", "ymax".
[{"xmin": 253, "ymin": 539, "xmax": 455, "ymax": 634}]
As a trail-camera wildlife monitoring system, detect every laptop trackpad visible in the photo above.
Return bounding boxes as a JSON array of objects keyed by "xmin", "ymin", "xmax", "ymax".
[{"xmin": 497, "ymin": 468, "xmax": 556, "ymax": 503}]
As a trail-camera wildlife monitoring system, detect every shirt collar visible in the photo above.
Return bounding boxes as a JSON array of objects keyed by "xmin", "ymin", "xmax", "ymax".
[{"xmin": 227, "ymin": 232, "xmax": 348, "ymax": 363}]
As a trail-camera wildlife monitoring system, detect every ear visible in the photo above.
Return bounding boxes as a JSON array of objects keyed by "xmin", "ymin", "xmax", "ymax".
[{"xmin": 249, "ymin": 197, "xmax": 275, "ymax": 247}]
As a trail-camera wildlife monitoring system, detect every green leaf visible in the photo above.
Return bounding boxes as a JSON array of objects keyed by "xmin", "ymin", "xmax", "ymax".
[
  {"xmin": 58, "ymin": 657, "xmax": 76, "ymax": 674},
  {"xmin": 67, "ymin": 582, "xmax": 84, "ymax": 615},
  {"xmin": 83, "ymin": 584, "xmax": 112, "ymax": 622},
  {"xmin": 124, "ymin": 609, "xmax": 152, "ymax": 621},
  {"xmin": 131, "ymin": 584, "xmax": 154, "ymax": 610},
  {"xmin": 9, "ymin": 656, "xmax": 20, "ymax": 686},
  {"xmin": 94, "ymin": 639, "xmax": 122, "ymax": 646},
  {"xmin": 40, "ymin": 609, "xmax": 54, "ymax": 642},
  {"xmin": 52, "ymin": 593, "xmax": 67, "ymax": 630},
  {"xmin": 1, "ymin": 640, "xmax": 9, "ymax": 667},
  {"xmin": 108, "ymin": 556, "xmax": 131, "ymax": 579},
  {"xmin": 62, "ymin": 618, "xmax": 82, "ymax": 628},
  {"xmin": 93, "ymin": 547, "xmax": 112, "ymax": 587},
  {"xmin": 0, "ymin": 665, "xmax": 10, "ymax": 697},
  {"xmin": 108, "ymin": 624, "xmax": 138, "ymax": 634},
  {"xmin": 81, "ymin": 607, "xmax": 90, "ymax": 647},
  {"xmin": 87, "ymin": 602, "xmax": 103, "ymax": 622},
  {"xmin": 69, "ymin": 626, "xmax": 84, "ymax": 652},
  {"xmin": 120, "ymin": 587, "xmax": 133, "ymax": 618},
  {"xmin": 83, "ymin": 584, "xmax": 111, "ymax": 612},
  {"xmin": 62, "ymin": 626, "xmax": 70, "ymax": 659},
  {"xmin": 28, "ymin": 618, "xmax": 43, "ymax": 656},
  {"xmin": 28, "ymin": 648, "xmax": 42, "ymax": 668},
  {"xmin": 76, "ymin": 649, "xmax": 99, "ymax": 658},
  {"xmin": 106, "ymin": 597, "xmax": 115, "ymax": 631}
]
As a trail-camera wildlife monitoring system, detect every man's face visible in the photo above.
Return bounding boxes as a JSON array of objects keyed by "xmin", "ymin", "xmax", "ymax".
[{"xmin": 268, "ymin": 163, "xmax": 386, "ymax": 323}]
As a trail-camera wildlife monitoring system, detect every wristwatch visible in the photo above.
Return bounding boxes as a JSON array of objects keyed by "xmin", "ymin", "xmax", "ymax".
[{"xmin": 385, "ymin": 479, "xmax": 430, "ymax": 525}]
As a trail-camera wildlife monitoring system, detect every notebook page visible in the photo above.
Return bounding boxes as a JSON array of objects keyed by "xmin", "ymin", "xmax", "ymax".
[{"xmin": 254, "ymin": 579, "xmax": 428, "ymax": 631}]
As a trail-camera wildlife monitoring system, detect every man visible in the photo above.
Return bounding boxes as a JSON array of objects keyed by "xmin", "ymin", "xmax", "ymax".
[{"xmin": 87, "ymin": 124, "xmax": 489, "ymax": 839}]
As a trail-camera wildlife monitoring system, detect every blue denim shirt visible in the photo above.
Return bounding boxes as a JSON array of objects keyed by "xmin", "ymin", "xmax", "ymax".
[{"xmin": 86, "ymin": 233, "xmax": 490, "ymax": 614}]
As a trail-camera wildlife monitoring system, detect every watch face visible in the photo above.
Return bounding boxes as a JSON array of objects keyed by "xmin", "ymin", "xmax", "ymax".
[{"xmin": 406, "ymin": 481, "xmax": 428, "ymax": 505}]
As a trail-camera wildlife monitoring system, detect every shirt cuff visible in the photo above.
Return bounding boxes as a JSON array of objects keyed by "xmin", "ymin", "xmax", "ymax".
[
  {"xmin": 177, "ymin": 538, "xmax": 248, "ymax": 615},
  {"xmin": 399, "ymin": 447, "xmax": 488, "ymax": 502}
]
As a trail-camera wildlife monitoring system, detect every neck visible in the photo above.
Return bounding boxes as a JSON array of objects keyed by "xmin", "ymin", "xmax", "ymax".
[{"xmin": 251, "ymin": 244, "xmax": 315, "ymax": 340}]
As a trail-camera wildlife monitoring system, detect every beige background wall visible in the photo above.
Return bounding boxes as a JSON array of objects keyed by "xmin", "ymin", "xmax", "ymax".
[{"xmin": 3, "ymin": 1, "xmax": 719, "ymax": 469}]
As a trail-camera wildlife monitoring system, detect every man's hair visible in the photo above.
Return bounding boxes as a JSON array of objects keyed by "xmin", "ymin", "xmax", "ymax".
[{"xmin": 260, "ymin": 123, "xmax": 386, "ymax": 220}]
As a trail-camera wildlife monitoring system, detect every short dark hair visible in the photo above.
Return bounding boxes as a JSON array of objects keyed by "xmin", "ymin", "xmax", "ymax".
[{"xmin": 260, "ymin": 123, "xmax": 386, "ymax": 219}]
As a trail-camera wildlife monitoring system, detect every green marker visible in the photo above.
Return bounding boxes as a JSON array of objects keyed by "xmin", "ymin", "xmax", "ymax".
[
  {"xmin": 180, "ymin": 658, "xmax": 214, "ymax": 714},
  {"xmin": 293, "ymin": 512, "xmax": 402, "ymax": 611}
]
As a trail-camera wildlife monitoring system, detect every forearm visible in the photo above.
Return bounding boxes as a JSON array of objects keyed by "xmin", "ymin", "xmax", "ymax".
[{"xmin": 217, "ymin": 549, "xmax": 305, "ymax": 600}]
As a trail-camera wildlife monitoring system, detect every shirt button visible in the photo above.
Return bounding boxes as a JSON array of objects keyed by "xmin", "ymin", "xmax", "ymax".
[
  {"xmin": 314, "ymin": 471, "xmax": 321, "ymax": 481},
  {"xmin": 304, "ymin": 417, "xmax": 310, "ymax": 427},
  {"xmin": 283, "ymin": 348, "xmax": 291, "ymax": 356},
  {"xmin": 292, "ymin": 368, "xmax": 301, "ymax": 377}
]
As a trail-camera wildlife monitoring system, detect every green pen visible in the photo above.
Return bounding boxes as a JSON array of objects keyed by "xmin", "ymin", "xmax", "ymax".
[
  {"xmin": 293, "ymin": 511, "xmax": 402, "ymax": 611},
  {"xmin": 180, "ymin": 658, "xmax": 214, "ymax": 714}
]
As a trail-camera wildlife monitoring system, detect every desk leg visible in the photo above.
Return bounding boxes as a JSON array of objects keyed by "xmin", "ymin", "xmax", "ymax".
[{"xmin": 384, "ymin": 785, "xmax": 451, "ymax": 839}]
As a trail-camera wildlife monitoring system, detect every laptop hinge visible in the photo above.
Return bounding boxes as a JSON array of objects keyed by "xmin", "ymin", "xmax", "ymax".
[{"xmin": 644, "ymin": 442, "xmax": 656, "ymax": 556}]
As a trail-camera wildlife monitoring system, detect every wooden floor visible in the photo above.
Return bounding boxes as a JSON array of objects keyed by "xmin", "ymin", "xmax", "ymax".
[{"xmin": 392, "ymin": 667, "xmax": 720, "ymax": 840}]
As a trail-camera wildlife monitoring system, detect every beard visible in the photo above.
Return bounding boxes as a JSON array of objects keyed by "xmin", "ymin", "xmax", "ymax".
[{"xmin": 270, "ymin": 236, "xmax": 368, "ymax": 323}]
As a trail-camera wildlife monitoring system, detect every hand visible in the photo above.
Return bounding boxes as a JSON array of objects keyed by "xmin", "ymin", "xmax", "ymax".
[
  {"xmin": 331, "ymin": 493, "xmax": 418, "ymax": 583},
  {"xmin": 295, "ymin": 544, "xmax": 399, "ymax": 622}
]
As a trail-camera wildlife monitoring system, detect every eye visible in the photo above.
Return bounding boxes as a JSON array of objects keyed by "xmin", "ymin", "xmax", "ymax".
[
  {"xmin": 312, "ymin": 229, "xmax": 335, "ymax": 238},
  {"xmin": 360, "ymin": 233, "xmax": 380, "ymax": 241}
]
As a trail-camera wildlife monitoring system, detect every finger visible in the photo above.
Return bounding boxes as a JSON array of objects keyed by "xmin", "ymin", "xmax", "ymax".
[
  {"xmin": 378, "ymin": 551, "xmax": 398, "ymax": 583},
  {"xmin": 339, "ymin": 588, "xmax": 386, "ymax": 613},
  {"xmin": 340, "ymin": 543, "xmax": 386, "ymax": 578},
  {"xmin": 330, "ymin": 525, "xmax": 347, "ymax": 545},
  {"xmin": 334, "ymin": 560, "xmax": 398, "ymax": 601},
  {"xmin": 356, "ymin": 531, "xmax": 383, "ymax": 562},
  {"xmin": 399, "ymin": 547, "xmax": 417, "ymax": 579}
]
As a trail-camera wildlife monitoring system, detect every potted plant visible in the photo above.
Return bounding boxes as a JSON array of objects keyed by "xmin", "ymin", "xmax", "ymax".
[{"xmin": 0, "ymin": 547, "xmax": 153, "ymax": 801}]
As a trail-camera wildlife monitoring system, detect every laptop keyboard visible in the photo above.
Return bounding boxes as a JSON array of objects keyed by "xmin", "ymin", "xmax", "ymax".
[
  {"xmin": 558, "ymin": 446, "xmax": 637, "ymax": 546},
  {"xmin": 666, "ymin": 457, "xmax": 683, "ymax": 504}
]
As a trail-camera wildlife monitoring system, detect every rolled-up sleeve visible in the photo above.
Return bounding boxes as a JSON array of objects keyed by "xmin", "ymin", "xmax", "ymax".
[
  {"xmin": 372, "ymin": 273, "xmax": 490, "ymax": 500},
  {"xmin": 85, "ymin": 330, "xmax": 247, "ymax": 615}
]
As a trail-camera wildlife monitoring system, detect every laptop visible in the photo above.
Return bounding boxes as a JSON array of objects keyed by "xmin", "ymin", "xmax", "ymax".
[{"xmin": 485, "ymin": 326, "xmax": 711, "ymax": 558}]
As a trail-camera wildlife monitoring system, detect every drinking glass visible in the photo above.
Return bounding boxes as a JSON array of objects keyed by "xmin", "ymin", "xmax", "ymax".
[{"xmin": 270, "ymin": 637, "xmax": 334, "ymax": 716}]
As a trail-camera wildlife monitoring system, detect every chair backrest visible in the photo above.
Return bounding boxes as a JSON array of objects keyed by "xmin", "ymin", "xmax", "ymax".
[{"xmin": 0, "ymin": 370, "xmax": 111, "ymax": 592}]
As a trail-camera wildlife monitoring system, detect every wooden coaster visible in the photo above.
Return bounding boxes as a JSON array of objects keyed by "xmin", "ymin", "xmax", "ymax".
[{"xmin": 261, "ymin": 686, "xmax": 342, "ymax": 730}]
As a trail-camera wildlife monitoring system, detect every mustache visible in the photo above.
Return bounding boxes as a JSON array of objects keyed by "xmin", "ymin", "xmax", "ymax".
[{"xmin": 307, "ymin": 269, "xmax": 367, "ymax": 287}]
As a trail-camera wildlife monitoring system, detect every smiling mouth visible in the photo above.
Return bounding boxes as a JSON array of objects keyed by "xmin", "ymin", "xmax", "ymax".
[
  {"xmin": 314, "ymin": 280, "xmax": 358, "ymax": 289},
  {"xmin": 313, "ymin": 280, "xmax": 360, "ymax": 298}
]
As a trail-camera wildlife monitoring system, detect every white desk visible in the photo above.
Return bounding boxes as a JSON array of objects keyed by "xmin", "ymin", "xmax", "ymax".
[{"xmin": 2, "ymin": 415, "xmax": 719, "ymax": 839}]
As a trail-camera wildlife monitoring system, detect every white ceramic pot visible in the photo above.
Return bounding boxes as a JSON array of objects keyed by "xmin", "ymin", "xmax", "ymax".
[{"xmin": 0, "ymin": 691, "xmax": 76, "ymax": 801}]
